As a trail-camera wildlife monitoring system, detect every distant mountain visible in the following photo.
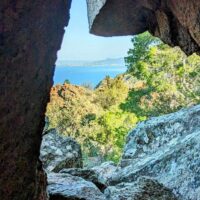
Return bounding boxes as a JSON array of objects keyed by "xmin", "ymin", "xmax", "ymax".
[{"xmin": 56, "ymin": 58, "xmax": 125, "ymax": 67}]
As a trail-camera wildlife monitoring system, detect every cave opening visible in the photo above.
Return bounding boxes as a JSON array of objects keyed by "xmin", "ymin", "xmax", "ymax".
[
  {"xmin": 1, "ymin": 0, "xmax": 200, "ymax": 199},
  {"xmin": 40, "ymin": 1, "xmax": 200, "ymax": 199},
  {"xmin": 40, "ymin": 0, "xmax": 134, "ymax": 169},
  {"xmin": 40, "ymin": 0, "xmax": 200, "ymax": 171}
]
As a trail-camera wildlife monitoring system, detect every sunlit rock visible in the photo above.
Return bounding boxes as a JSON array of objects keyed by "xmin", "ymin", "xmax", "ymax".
[
  {"xmin": 48, "ymin": 173, "xmax": 106, "ymax": 200},
  {"xmin": 60, "ymin": 168, "xmax": 107, "ymax": 192},
  {"xmin": 109, "ymin": 105, "xmax": 200, "ymax": 200},
  {"xmin": 92, "ymin": 161, "xmax": 117, "ymax": 185},
  {"xmin": 40, "ymin": 129, "xmax": 83, "ymax": 172}
]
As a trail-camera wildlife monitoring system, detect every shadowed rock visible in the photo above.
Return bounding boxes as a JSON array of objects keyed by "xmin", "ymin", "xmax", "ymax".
[
  {"xmin": 105, "ymin": 176, "xmax": 178, "ymax": 200},
  {"xmin": 60, "ymin": 168, "xmax": 107, "ymax": 192},
  {"xmin": 48, "ymin": 173, "xmax": 106, "ymax": 200},
  {"xmin": 86, "ymin": 0, "xmax": 200, "ymax": 55},
  {"xmin": 0, "ymin": 1, "xmax": 72, "ymax": 199}
]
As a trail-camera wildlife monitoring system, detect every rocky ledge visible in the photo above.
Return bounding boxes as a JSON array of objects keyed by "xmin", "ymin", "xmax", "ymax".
[
  {"xmin": 86, "ymin": 0, "xmax": 200, "ymax": 56},
  {"xmin": 110, "ymin": 104, "xmax": 200, "ymax": 200},
  {"xmin": 43, "ymin": 105, "xmax": 200, "ymax": 199},
  {"xmin": 48, "ymin": 172, "xmax": 177, "ymax": 200},
  {"xmin": 48, "ymin": 172, "xmax": 106, "ymax": 200}
]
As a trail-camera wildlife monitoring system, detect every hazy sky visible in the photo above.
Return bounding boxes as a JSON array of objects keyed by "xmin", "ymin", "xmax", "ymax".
[{"xmin": 57, "ymin": 0, "xmax": 132, "ymax": 61}]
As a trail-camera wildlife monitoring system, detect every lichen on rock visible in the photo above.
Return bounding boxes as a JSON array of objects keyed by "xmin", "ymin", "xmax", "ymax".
[
  {"xmin": 109, "ymin": 105, "xmax": 200, "ymax": 200},
  {"xmin": 40, "ymin": 129, "xmax": 83, "ymax": 172}
]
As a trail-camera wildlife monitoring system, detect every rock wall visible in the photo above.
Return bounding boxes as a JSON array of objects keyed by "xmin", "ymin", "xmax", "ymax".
[
  {"xmin": 0, "ymin": 1, "xmax": 72, "ymax": 199},
  {"xmin": 87, "ymin": 0, "xmax": 200, "ymax": 55}
]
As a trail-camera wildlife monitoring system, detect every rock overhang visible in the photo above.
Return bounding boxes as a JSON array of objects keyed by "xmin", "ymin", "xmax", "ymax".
[
  {"xmin": 86, "ymin": 0, "xmax": 154, "ymax": 37},
  {"xmin": 86, "ymin": 0, "xmax": 200, "ymax": 55}
]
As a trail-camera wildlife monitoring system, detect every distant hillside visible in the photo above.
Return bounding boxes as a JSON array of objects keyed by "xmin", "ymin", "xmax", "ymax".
[{"xmin": 56, "ymin": 58, "xmax": 125, "ymax": 67}]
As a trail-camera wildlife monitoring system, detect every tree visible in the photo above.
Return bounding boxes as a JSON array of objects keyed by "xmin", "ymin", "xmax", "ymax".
[
  {"xmin": 46, "ymin": 31, "xmax": 200, "ymax": 165},
  {"xmin": 125, "ymin": 31, "xmax": 160, "ymax": 76},
  {"xmin": 95, "ymin": 76, "xmax": 129, "ymax": 109},
  {"xmin": 123, "ymin": 32, "xmax": 200, "ymax": 118},
  {"xmin": 64, "ymin": 79, "xmax": 70, "ymax": 84},
  {"xmin": 46, "ymin": 76, "xmax": 136, "ymax": 164},
  {"xmin": 97, "ymin": 107, "xmax": 137, "ymax": 162},
  {"xmin": 46, "ymin": 84, "xmax": 100, "ymax": 137}
]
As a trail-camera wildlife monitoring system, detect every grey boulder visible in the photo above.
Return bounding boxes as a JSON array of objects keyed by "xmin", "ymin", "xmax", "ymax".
[
  {"xmin": 105, "ymin": 176, "xmax": 178, "ymax": 200},
  {"xmin": 92, "ymin": 161, "xmax": 117, "ymax": 185},
  {"xmin": 40, "ymin": 129, "xmax": 83, "ymax": 172},
  {"xmin": 110, "ymin": 105, "xmax": 200, "ymax": 200},
  {"xmin": 48, "ymin": 173, "xmax": 106, "ymax": 200},
  {"xmin": 60, "ymin": 168, "xmax": 107, "ymax": 192}
]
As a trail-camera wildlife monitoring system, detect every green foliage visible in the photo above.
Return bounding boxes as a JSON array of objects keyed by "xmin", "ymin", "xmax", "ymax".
[
  {"xmin": 96, "ymin": 107, "xmax": 137, "ymax": 162},
  {"xmin": 125, "ymin": 31, "xmax": 160, "ymax": 76},
  {"xmin": 95, "ymin": 76, "xmax": 129, "ymax": 109},
  {"xmin": 46, "ymin": 79, "xmax": 135, "ymax": 164},
  {"xmin": 46, "ymin": 84, "xmax": 100, "ymax": 138},
  {"xmin": 123, "ymin": 32, "xmax": 200, "ymax": 118},
  {"xmin": 46, "ymin": 31, "xmax": 200, "ymax": 165},
  {"xmin": 64, "ymin": 79, "xmax": 70, "ymax": 84}
]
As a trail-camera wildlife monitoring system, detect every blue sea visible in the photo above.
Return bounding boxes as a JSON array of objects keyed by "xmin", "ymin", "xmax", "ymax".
[{"xmin": 54, "ymin": 66, "xmax": 126, "ymax": 87}]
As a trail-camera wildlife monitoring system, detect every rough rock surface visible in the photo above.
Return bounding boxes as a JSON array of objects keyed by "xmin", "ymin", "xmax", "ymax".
[
  {"xmin": 60, "ymin": 168, "xmax": 107, "ymax": 192},
  {"xmin": 40, "ymin": 129, "xmax": 83, "ymax": 172},
  {"xmin": 92, "ymin": 161, "xmax": 117, "ymax": 185},
  {"xmin": 105, "ymin": 176, "xmax": 178, "ymax": 200},
  {"xmin": 58, "ymin": 161, "xmax": 117, "ymax": 192},
  {"xmin": 48, "ymin": 173, "xmax": 106, "ymax": 200},
  {"xmin": 86, "ymin": 0, "xmax": 200, "ymax": 55},
  {"xmin": 48, "ymin": 171, "xmax": 176, "ymax": 200},
  {"xmin": 109, "ymin": 105, "xmax": 200, "ymax": 200},
  {"xmin": 2, "ymin": 0, "xmax": 200, "ymax": 199},
  {"xmin": 0, "ymin": 1, "xmax": 72, "ymax": 199}
]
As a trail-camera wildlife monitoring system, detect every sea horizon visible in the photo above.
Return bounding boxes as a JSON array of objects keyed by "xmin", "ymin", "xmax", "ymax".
[{"xmin": 53, "ymin": 65, "xmax": 127, "ymax": 87}]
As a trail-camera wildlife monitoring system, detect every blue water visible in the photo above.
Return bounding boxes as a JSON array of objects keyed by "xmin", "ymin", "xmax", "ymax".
[{"xmin": 54, "ymin": 66, "xmax": 126, "ymax": 87}]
